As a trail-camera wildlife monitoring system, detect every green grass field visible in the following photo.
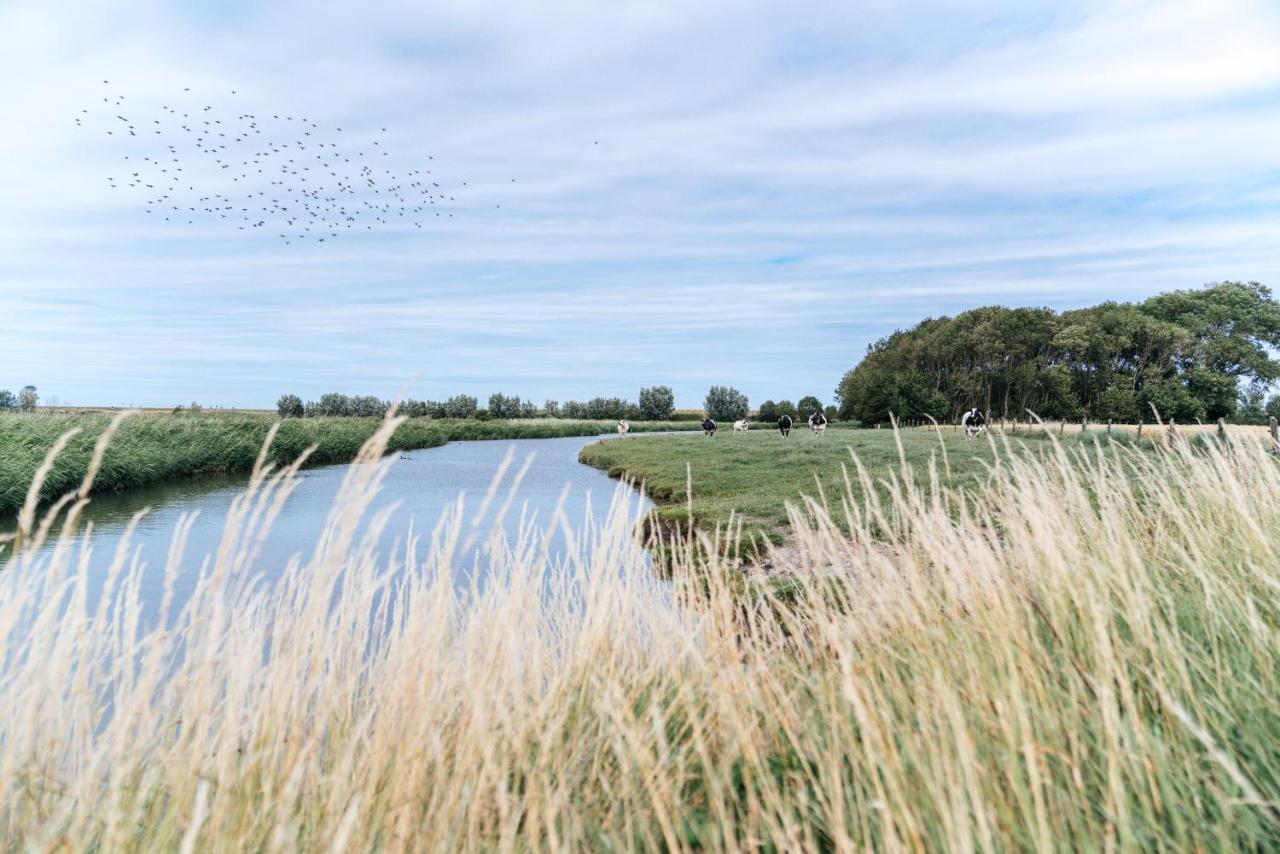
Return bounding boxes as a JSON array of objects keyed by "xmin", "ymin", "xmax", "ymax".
[
  {"xmin": 580, "ymin": 423, "xmax": 1154, "ymax": 554},
  {"xmin": 0, "ymin": 412, "xmax": 697, "ymax": 516}
]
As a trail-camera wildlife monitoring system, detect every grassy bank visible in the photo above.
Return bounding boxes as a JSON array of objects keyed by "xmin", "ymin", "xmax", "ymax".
[
  {"xmin": 1, "ymin": 421, "xmax": 1277, "ymax": 848},
  {"xmin": 580, "ymin": 423, "xmax": 1265, "ymax": 558},
  {"xmin": 0, "ymin": 412, "xmax": 695, "ymax": 516}
]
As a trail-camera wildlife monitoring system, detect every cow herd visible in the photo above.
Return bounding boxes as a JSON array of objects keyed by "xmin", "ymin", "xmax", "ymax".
[
  {"xmin": 695, "ymin": 411, "xmax": 827, "ymax": 437},
  {"xmin": 615, "ymin": 408, "xmax": 989, "ymax": 439}
]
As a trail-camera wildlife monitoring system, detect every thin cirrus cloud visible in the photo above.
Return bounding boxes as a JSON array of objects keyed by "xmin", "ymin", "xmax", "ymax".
[{"xmin": 1, "ymin": 0, "xmax": 1279, "ymax": 408}]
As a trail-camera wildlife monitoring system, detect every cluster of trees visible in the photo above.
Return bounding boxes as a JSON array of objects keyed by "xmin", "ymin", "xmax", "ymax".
[
  {"xmin": 276, "ymin": 386, "xmax": 680, "ymax": 421},
  {"xmin": 836, "ymin": 282, "xmax": 1280, "ymax": 425},
  {"xmin": 755, "ymin": 396, "xmax": 829, "ymax": 423},
  {"xmin": 0, "ymin": 386, "xmax": 39, "ymax": 411}
]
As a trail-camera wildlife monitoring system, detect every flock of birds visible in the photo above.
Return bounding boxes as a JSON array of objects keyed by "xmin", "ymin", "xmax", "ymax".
[{"xmin": 75, "ymin": 81, "xmax": 506, "ymax": 245}]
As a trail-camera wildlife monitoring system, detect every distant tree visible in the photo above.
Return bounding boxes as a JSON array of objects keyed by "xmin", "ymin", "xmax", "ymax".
[
  {"xmin": 775, "ymin": 399, "xmax": 796, "ymax": 418},
  {"xmin": 519, "ymin": 400, "xmax": 540, "ymax": 418},
  {"xmin": 442, "ymin": 394, "xmax": 478, "ymax": 419},
  {"xmin": 704, "ymin": 385, "xmax": 748, "ymax": 422},
  {"xmin": 17, "ymin": 385, "xmax": 38, "ymax": 411},
  {"xmin": 561, "ymin": 400, "xmax": 586, "ymax": 419},
  {"xmin": 824, "ymin": 405, "xmax": 839, "ymax": 422},
  {"xmin": 756, "ymin": 400, "xmax": 779, "ymax": 422},
  {"xmin": 1266, "ymin": 394, "xmax": 1280, "ymax": 421},
  {"xmin": 188, "ymin": 401, "xmax": 203, "ymax": 414},
  {"xmin": 637, "ymin": 385, "xmax": 675, "ymax": 421},
  {"xmin": 1233, "ymin": 388, "xmax": 1268, "ymax": 425},
  {"xmin": 585, "ymin": 397, "xmax": 628, "ymax": 420},
  {"xmin": 349, "ymin": 395, "xmax": 386, "ymax": 417},
  {"xmin": 543, "ymin": 400, "xmax": 561, "ymax": 418},
  {"xmin": 0, "ymin": 389, "xmax": 15, "ymax": 409},
  {"xmin": 277, "ymin": 394, "xmax": 304, "ymax": 418},
  {"xmin": 315, "ymin": 393, "xmax": 353, "ymax": 417},
  {"xmin": 488, "ymin": 393, "xmax": 523, "ymax": 419},
  {"xmin": 797, "ymin": 395, "xmax": 824, "ymax": 418},
  {"xmin": 396, "ymin": 399, "xmax": 433, "ymax": 418}
]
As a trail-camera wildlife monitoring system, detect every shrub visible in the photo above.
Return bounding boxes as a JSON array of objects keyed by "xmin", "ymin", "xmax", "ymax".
[
  {"xmin": 0, "ymin": 390, "xmax": 15, "ymax": 410},
  {"xmin": 704, "ymin": 385, "xmax": 748, "ymax": 422},
  {"xmin": 637, "ymin": 386, "xmax": 675, "ymax": 421},
  {"xmin": 756, "ymin": 400, "xmax": 779, "ymax": 422},
  {"xmin": 276, "ymin": 394, "xmax": 304, "ymax": 418}
]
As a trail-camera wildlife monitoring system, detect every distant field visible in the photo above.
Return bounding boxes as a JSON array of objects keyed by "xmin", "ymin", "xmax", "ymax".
[
  {"xmin": 579, "ymin": 421, "xmax": 1274, "ymax": 557},
  {"xmin": 0, "ymin": 412, "xmax": 698, "ymax": 516}
]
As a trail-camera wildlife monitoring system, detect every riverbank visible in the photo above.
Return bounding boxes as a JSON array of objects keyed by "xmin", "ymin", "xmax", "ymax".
[{"xmin": 0, "ymin": 412, "xmax": 696, "ymax": 516}]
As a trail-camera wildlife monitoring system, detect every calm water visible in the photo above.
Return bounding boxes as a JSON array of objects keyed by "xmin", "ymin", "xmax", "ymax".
[{"xmin": 1, "ymin": 435, "xmax": 652, "ymax": 614}]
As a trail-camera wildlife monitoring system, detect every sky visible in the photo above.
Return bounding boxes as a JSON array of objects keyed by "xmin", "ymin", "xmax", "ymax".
[{"xmin": 2, "ymin": 0, "xmax": 1280, "ymax": 410}]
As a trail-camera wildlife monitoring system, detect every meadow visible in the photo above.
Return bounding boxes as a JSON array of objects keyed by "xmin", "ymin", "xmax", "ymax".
[
  {"xmin": 1, "ymin": 418, "xmax": 1277, "ymax": 848},
  {"xmin": 579, "ymin": 419, "xmax": 1238, "ymax": 559},
  {"xmin": 0, "ymin": 411, "xmax": 697, "ymax": 516}
]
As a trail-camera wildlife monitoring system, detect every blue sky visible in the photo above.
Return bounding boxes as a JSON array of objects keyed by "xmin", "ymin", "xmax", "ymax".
[{"xmin": 2, "ymin": 0, "xmax": 1280, "ymax": 409}]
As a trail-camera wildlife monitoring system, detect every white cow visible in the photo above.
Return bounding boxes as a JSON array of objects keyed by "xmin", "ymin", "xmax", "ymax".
[
  {"xmin": 733, "ymin": 419, "xmax": 750, "ymax": 433},
  {"xmin": 616, "ymin": 419, "xmax": 630, "ymax": 436}
]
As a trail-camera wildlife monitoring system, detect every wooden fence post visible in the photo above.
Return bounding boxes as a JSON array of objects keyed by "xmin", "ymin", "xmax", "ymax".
[
  {"xmin": 1107, "ymin": 419, "xmax": 1113, "ymax": 437},
  {"xmin": 1081, "ymin": 417, "xmax": 1087, "ymax": 433},
  {"xmin": 1058, "ymin": 421, "xmax": 1065, "ymax": 437},
  {"xmin": 1271, "ymin": 416, "xmax": 1278, "ymax": 449},
  {"xmin": 1167, "ymin": 418, "xmax": 1177, "ymax": 445},
  {"xmin": 1217, "ymin": 417, "xmax": 1226, "ymax": 440},
  {"xmin": 1136, "ymin": 420, "xmax": 1143, "ymax": 440}
]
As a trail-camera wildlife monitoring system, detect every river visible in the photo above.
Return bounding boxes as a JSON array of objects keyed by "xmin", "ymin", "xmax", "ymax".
[{"xmin": 0, "ymin": 434, "xmax": 652, "ymax": 615}]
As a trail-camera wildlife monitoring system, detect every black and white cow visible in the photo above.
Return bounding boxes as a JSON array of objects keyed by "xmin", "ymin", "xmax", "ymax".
[
  {"xmin": 778, "ymin": 414, "xmax": 793, "ymax": 437},
  {"xmin": 733, "ymin": 419, "xmax": 750, "ymax": 433},
  {"xmin": 808, "ymin": 411, "xmax": 827, "ymax": 434},
  {"xmin": 701, "ymin": 417, "xmax": 717, "ymax": 437},
  {"xmin": 961, "ymin": 407, "xmax": 986, "ymax": 439}
]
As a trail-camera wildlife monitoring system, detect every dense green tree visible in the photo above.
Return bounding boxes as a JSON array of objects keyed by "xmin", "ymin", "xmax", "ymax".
[
  {"xmin": 276, "ymin": 394, "xmax": 304, "ymax": 418},
  {"xmin": 756, "ymin": 400, "xmax": 779, "ymax": 422},
  {"xmin": 797, "ymin": 396, "xmax": 824, "ymax": 418},
  {"xmin": 637, "ymin": 385, "xmax": 675, "ymax": 421},
  {"xmin": 0, "ymin": 390, "xmax": 15, "ymax": 409},
  {"xmin": 442, "ymin": 395, "xmax": 478, "ymax": 419},
  {"xmin": 835, "ymin": 282, "xmax": 1280, "ymax": 424},
  {"xmin": 704, "ymin": 386, "xmax": 748, "ymax": 422}
]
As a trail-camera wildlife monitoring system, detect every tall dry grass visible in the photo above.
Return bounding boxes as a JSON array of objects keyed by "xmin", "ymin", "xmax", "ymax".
[{"xmin": 0, "ymin": 417, "xmax": 1277, "ymax": 849}]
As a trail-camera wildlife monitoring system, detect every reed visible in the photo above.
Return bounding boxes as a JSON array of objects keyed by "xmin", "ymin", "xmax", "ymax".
[{"xmin": 0, "ymin": 420, "xmax": 1276, "ymax": 849}]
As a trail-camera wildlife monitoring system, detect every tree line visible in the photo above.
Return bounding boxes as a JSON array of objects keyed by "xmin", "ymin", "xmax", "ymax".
[
  {"xmin": 835, "ymin": 281, "xmax": 1280, "ymax": 425},
  {"xmin": 276, "ymin": 386, "xmax": 683, "ymax": 421}
]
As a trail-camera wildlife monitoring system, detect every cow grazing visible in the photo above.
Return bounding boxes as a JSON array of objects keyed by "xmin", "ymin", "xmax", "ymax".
[
  {"xmin": 733, "ymin": 419, "xmax": 749, "ymax": 433},
  {"xmin": 778, "ymin": 414, "xmax": 793, "ymax": 437},
  {"xmin": 701, "ymin": 418, "xmax": 717, "ymax": 437},
  {"xmin": 808, "ymin": 411, "xmax": 827, "ymax": 434},
  {"xmin": 961, "ymin": 407, "xmax": 986, "ymax": 439},
  {"xmin": 616, "ymin": 419, "xmax": 630, "ymax": 436}
]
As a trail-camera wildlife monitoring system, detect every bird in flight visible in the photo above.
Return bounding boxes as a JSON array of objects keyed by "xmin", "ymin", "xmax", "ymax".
[{"xmin": 74, "ymin": 82, "xmax": 492, "ymax": 246}]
